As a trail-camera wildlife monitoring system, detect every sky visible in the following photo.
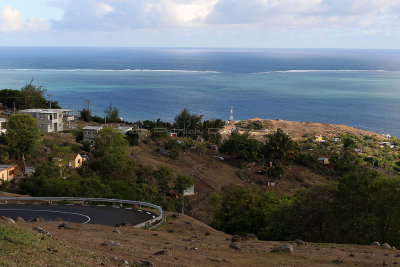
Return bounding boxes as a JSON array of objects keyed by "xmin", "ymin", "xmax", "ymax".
[{"xmin": 0, "ymin": 0, "xmax": 400, "ymax": 48}]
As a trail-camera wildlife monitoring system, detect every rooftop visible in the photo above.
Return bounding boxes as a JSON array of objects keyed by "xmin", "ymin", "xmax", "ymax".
[
  {"xmin": 19, "ymin": 109, "xmax": 72, "ymax": 114},
  {"xmin": 0, "ymin": 165, "xmax": 17, "ymax": 170},
  {"xmin": 83, "ymin": 125, "xmax": 103, "ymax": 130}
]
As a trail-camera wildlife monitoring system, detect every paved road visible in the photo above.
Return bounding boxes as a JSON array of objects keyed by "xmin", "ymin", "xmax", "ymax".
[{"xmin": 0, "ymin": 204, "xmax": 158, "ymax": 226}]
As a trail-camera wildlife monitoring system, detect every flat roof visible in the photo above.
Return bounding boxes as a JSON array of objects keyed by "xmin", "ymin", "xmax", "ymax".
[
  {"xmin": 0, "ymin": 165, "xmax": 17, "ymax": 171},
  {"xmin": 83, "ymin": 125, "xmax": 103, "ymax": 130},
  {"xmin": 19, "ymin": 109, "xmax": 73, "ymax": 114}
]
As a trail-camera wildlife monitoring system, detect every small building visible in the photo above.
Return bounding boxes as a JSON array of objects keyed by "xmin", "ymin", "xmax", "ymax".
[
  {"xmin": 19, "ymin": 109, "xmax": 75, "ymax": 133},
  {"xmin": 184, "ymin": 185, "xmax": 195, "ymax": 196},
  {"xmin": 83, "ymin": 125, "xmax": 104, "ymax": 145},
  {"xmin": 0, "ymin": 165, "xmax": 17, "ymax": 182},
  {"xmin": 314, "ymin": 135, "xmax": 325, "ymax": 142},
  {"xmin": 68, "ymin": 154, "xmax": 83, "ymax": 168},
  {"xmin": 318, "ymin": 157, "xmax": 330, "ymax": 165},
  {"xmin": 115, "ymin": 125, "xmax": 133, "ymax": 135},
  {"xmin": 0, "ymin": 118, "xmax": 6, "ymax": 134}
]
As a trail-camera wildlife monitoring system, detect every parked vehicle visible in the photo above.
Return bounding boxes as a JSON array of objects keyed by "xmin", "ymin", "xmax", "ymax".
[{"xmin": 2, "ymin": 110, "xmax": 12, "ymax": 115}]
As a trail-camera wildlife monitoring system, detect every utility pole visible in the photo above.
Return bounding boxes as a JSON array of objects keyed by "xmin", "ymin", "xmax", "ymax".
[
  {"xmin": 230, "ymin": 106, "xmax": 234, "ymax": 122},
  {"xmin": 13, "ymin": 100, "xmax": 15, "ymax": 114},
  {"xmin": 85, "ymin": 99, "xmax": 90, "ymax": 112},
  {"xmin": 47, "ymin": 94, "xmax": 53, "ymax": 109}
]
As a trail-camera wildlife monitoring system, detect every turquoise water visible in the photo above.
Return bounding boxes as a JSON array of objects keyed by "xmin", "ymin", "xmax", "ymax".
[{"xmin": 0, "ymin": 47, "xmax": 399, "ymax": 136}]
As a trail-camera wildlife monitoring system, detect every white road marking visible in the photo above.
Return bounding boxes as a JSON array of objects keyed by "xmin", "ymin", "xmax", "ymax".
[
  {"xmin": 146, "ymin": 212, "xmax": 151, "ymax": 215},
  {"xmin": 0, "ymin": 208, "xmax": 91, "ymax": 224},
  {"xmin": 138, "ymin": 210, "xmax": 143, "ymax": 212}
]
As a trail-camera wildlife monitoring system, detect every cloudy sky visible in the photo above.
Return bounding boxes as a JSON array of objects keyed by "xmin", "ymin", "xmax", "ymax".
[{"xmin": 1, "ymin": 0, "xmax": 400, "ymax": 48}]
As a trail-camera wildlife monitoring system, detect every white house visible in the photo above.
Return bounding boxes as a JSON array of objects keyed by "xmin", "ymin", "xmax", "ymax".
[
  {"xmin": 0, "ymin": 118, "xmax": 6, "ymax": 134},
  {"xmin": 19, "ymin": 109, "xmax": 75, "ymax": 133}
]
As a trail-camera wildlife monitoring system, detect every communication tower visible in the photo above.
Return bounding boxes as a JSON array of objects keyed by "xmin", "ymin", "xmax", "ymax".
[{"xmin": 230, "ymin": 106, "xmax": 233, "ymax": 122}]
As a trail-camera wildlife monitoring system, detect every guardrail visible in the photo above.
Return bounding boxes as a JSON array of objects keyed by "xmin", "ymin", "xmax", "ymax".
[{"xmin": 0, "ymin": 197, "xmax": 163, "ymax": 228}]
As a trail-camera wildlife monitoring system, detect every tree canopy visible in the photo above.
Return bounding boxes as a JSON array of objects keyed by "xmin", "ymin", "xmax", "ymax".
[
  {"xmin": 5, "ymin": 114, "xmax": 41, "ymax": 159},
  {"xmin": 174, "ymin": 109, "xmax": 203, "ymax": 132}
]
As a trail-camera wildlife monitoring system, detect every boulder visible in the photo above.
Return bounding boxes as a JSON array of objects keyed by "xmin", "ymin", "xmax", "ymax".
[
  {"xmin": 243, "ymin": 234, "xmax": 258, "ymax": 241},
  {"xmin": 16, "ymin": 217, "xmax": 25, "ymax": 223},
  {"xmin": 294, "ymin": 239, "xmax": 306, "ymax": 246},
  {"xmin": 32, "ymin": 227, "xmax": 51, "ymax": 236},
  {"xmin": 229, "ymin": 242, "xmax": 242, "ymax": 251},
  {"xmin": 371, "ymin": 242, "xmax": 380, "ymax": 246},
  {"xmin": 154, "ymin": 250, "xmax": 169, "ymax": 256},
  {"xmin": 0, "ymin": 216, "xmax": 15, "ymax": 224},
  {"xmin": 382, "ymin": 243, "xmax": 391, "ymax": 249},
  {"xmin": 110, "ymin": 256, "xmax": 129, "ymax": 266},
  {"xmin": 113, "ymin": 229, "xmax": 121, "ymax": 234},
  {"xmin": 100, "ymin": 240, "xmax": 122, "ymax": 247},
  {"xmin": 231, "ymin": 235, "xmax": 242, "ymax": 242},
  {"xmin": 332, "ymin": 259, "xmax": 344, "ymax": 264},
  {"xmin": 57, "ymin": 223, "xmax": 72, "ymax": 229},
  {"xmin": 271, "ymin": 244, "xmax": 294, "ymax": 253},
  {"xmin": 133, "ymin": 261, "xmax": 154, "ymax": 267}
]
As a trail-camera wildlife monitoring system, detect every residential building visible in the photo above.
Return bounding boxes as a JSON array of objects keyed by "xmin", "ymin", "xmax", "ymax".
[
  {"xmin": 0, "ymin": 165, "xmax": 17, "ymax": 182},
  {"xmin": 115, "ymin": 125, "xmax": 133, "ymax": 135},
  {"xmin": 0, "ymin": 118, "xmax": 6, "ymax": 134},
  {"xmin": 68, "ymin": 154, "xmax": 83, "ymax": 168},
  {"xmin": 19, "ymin": 109, "xmax": 75, "ymax": 133},
  {"xmin": 83, "ymin": 125, "xmax": 103, "ymax": 145}
]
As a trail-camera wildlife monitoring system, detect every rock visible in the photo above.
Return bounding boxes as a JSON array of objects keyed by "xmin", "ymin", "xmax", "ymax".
[
  {"xmin": 294, "ymin": 239, "xmax": 305, "ymax": 246},
  {"xmin": 16, "ymin": 217, "xmax": 25, "ymax": 223},
  {"xmin": 192, "ymin": 234, "xmax": 198, "ymax": 239},
  {"xmin": 349, "ymin": 254, "xmax": 354, "ymax": 257},
  {"xmin": 100, "ymin": 240, "xmax": 122, "ymax": 247},
  {"xmin": 115, "ymin": 222, "xmax": 131, "ymax": 227},
  {"xmin": 133, "ymin": 261, "xmax": 154, "ymax": 267},
  {"xmin": 172, "ymin": 213, "xmax": 180, "ymax": 218},
  {"xmin": 154, "ymin": 250, "xmax": 169, "ymax": 256},
  {"xmin": 205, "ymin": 232, "xmax": 210, "ymax": 236},
  {"xmin": 32, "ymin": 227, "xmax": 51, "ymax": 236},
  {"xmin": 383, "ymin": 260, "xmax": 388, "ymax": 266},
  {"xmin": 32, "ymin": 218, "xmax": 44, "ymax": 222},
  {"xmin": 57, "ymin": 223, "xmax": 72, "ymax": 229},
  {"xmin": 382, "ymin": 243, "xmax": 391, "ymax": 249},
  {"xmin": 167, "ymin": 229, "xmax": 174, "ymax": 233},
  {"xmin": 243, "ymin": 234, "xmax": 258, "ymax": 241},
  {"xmin": 372, "ymin": 242, "xmax": 381, "ymax": 246},
  {"xmin": 393, "ymin": 246, "xmax": 397, "ymax": 250},
  {"xmin": 113, "ymin": 229, "xmax": 121, "ymax": 234},
  {"xmin": 111, "ymin": 256, "xmax": 129, "ymax": 265},
  {"xmin": 0, "ymin": 216, "xmax": 16, "ymax": 224},
  {"xmin": 271, "ymin": 244, "xmax": 294, "ymax": 253},
  {"xmin": 231, "ymin": 235, "xmax": 242, "ymax": 242},
  {"xmin": 229, "ymin": 242, "xmax": 242, "ymax": 251},
  {"xmin": 332, "ymin": 259, "xmax": 344, "ymax": 264},
  {"xmin": 152, "ymin": 233, "xmax": 158, "ymax": 236}
]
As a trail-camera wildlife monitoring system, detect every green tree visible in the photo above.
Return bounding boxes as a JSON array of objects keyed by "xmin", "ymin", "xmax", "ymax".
[
  {"xmin": 329, "ymin": 137, "xmax": 359, "ymax": 176},
  {"xmin": 219, "ymin": 133, "xmax": 261, "ymax": 162},
  {"xmin": 262, "ymin": 129, "xmax": 299, "ymax": 162},
  {"xmin": 80, "ymin": 109, "xmax": 92, "ymax": 122},
  {"xmin": 105, "ymin": 102, "xmax": 120, "ymax": 123},
  {"xmin": 94, "ymin": 127, "xmax": 129, "ymax": 179},
  {"xmin": 5, "ymin": 114, "xmax": 41, "ymax": 169},
  {"xmin": 175, "ymin": 174, "xmax": 193, "ymax": 213},
  {"xmin": 174, "ymin": 109, "xmax": 203, "ymax": 133},
  {"xmin": 153, "ymin": 166, "xmax": 174, "ymax": 200},
  {"xmin": 19, "ymin": 81, "xmax": 60, "ymax": 109}
]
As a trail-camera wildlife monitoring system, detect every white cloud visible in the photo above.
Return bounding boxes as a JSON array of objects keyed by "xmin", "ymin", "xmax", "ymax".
[
  {"xmin": 0, "ymin": 6, "xmax": 23, "ymax": 32},
  {"xmin": 0, "ymin": 6, "xmax": 50, "ymax": 33}
]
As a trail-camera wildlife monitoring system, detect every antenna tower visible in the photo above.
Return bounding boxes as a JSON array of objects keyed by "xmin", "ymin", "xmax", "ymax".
[{"xmin": 230, "ymin": 106, "xmax": 233, "ymax": 122}]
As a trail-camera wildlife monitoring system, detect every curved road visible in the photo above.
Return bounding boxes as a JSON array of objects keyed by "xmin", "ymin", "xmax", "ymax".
[{"xmin": 0, "ymin": 204, "xmax": 158, "ymax": 226}]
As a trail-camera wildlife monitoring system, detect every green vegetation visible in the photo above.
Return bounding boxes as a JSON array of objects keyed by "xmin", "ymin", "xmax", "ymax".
[
  {"xmin": 5, "ymin": 114, "xmax": 41, "ymax": 167},
  {"xmin": 0, "ymin": 81, "xmax": 60, "ymax": 110},
  {"xmin": 220, "ymin": 133, "xmax": 261, "ymax": 163},
  {"xmin": 211, "ymin": 167, "xmax": 400, "ymax": 246}
]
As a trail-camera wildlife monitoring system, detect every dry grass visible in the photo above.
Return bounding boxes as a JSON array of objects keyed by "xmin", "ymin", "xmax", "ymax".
[{"xmin": 2, "ymin": 213, "xmax": 399, "ymax": 266}]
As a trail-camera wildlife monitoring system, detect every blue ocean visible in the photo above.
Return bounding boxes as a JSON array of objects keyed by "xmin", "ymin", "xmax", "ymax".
[{"xmin": 0, "ymin": 47, "xmax": 399, "ymax": 137}]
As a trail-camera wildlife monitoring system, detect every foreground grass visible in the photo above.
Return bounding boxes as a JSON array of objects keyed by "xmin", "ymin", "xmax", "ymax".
[{"xmin": 0, "ymin": 223, "xmax": 90, "ymax": 266}]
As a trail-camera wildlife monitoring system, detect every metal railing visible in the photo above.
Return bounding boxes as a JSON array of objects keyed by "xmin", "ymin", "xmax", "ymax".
[{"xmin": 0, "ymin": 197, "xmax": 163, "ymax": 227}]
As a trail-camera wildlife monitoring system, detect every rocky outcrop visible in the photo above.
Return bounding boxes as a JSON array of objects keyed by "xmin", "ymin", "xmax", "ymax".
[{"xmin": 271, "ymin": 244, "xmax": 294, "ymax": 253}]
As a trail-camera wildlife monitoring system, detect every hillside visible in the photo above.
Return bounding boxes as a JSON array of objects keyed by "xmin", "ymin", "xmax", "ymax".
[{"xmin": 1, "ymin": 213, "xmax": 399, "ymax": 266}]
